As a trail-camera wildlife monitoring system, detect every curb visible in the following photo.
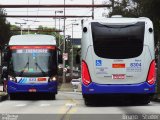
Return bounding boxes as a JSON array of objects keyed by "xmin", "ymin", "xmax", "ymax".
[
  {"xmin": 152, "ymin": 98, "xmax": 160, "ymax": 102},
  {"xmin": 0, "ymin": 92, "xmax": 8, "ymax": 102},
  {"xmin": 58, "ymin": 83, "xmax": 73, "ymax": 92}
]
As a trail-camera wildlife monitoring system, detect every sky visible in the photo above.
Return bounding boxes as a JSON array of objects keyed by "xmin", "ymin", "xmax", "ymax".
[{"xmin": 0, "ymin": 0, "xmax": 110, "ymax": 38}]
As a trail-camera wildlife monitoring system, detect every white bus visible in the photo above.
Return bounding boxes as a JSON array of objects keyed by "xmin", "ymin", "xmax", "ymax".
[
  {"xmin": 3, "ymin": 34, "xmax": 58, "ymax": 100},
  {"xmin": 81, "ymin": 16, "xmax": 156, "ymax": 105}
]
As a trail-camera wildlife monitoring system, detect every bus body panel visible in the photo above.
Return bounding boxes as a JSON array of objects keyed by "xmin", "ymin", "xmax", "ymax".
[
  {"xmin": 82, "ymin": 82, "xmax": 155, "ymax": 94},
  {"xmin": 81, "ymin": 17, "xmax": 155, "ymax": 95},
  {"xmin": 87, "ymin": 45, "xmax": 152, "ymax": 84},
  {"xmin": 8, "ymin": 80, "xmax": 57, "ymax": 93}
]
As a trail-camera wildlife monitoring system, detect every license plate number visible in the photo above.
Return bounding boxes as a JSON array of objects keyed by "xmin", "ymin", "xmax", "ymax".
[{"xmin": 112, "ymin": 74, "xmax": 125, "ymax": 79}]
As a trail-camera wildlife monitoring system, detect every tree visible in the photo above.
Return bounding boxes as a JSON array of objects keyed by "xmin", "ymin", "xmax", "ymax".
[
  {"xmin": 10, "ymin": 25, "xmax": 20, "ymax": 35},
  {"xmin": 132, "ymin": 0, "xmax": 160, "ymax": 43},
  {"xmin": 107, "ymin": 0, "xmax": 160, "ymax": 43},
  {"xmin": 108, "ymin": 0, "xmax": 138, "ymax": 17},
  {"xmin": 0, "ymin": 8, "xmax": 11, "ymax": 47}
]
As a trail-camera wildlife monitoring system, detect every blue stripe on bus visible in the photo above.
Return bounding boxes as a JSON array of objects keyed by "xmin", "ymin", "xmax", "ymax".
[
  {"xmin": 7, "ymin": 80, "xmax": 58, "ymax": 93},
  {"xmin": 82, "ymin": 82, "xmax": 155, "ymax": 94}
]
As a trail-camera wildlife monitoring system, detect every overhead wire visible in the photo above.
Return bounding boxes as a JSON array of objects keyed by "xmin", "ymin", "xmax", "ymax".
[
  {"xmin": 28, "ymin": 0, "xmax": 41, "ymax": 26},
  {"xmin": 65, "ymin": 8, "xmax": 92, "ymax": 30},
  {"xmin": 35, "ymin": 0, "xmax": 41, "ymax": 22},
  {"xmin": 27, "ymin": 0, "xmax": 29, "ymax": 22},
  {"xmin": 65, "ymin": 0, "xmax": 104, "ymax": 30},
  {"xmin": 11, "ymin": 0, "xmax": 102, "ymax": 32}
]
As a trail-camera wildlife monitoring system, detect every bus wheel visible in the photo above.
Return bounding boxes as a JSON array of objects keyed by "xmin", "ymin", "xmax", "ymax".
[
  {"xmin": 47, "ymin": 93, "xmax": 55, "ymax": 100},
  {"xmin": 10, "ymin": 93, "xmax": 16, "ymax": 100},
  {"xmin": 134, "ymin": 96, "xmax": 151, "ymax": 105},
  {"xmin": 140, "ymin": 97, "xmax": 151, "ymax": 105},
  {"xmin": 84, "ymin": 98, "xmax": 93, "ymax": 106}
]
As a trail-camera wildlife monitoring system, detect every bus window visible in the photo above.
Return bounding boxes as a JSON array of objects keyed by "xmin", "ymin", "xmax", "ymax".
[{"xmin": 91, "ymin": 22, "xmax": 145, "ymax": 59}]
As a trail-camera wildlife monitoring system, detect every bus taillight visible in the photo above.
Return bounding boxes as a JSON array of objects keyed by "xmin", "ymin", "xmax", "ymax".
[
  {"xmin": 82, "ymin": 60, "xmax": 92, "ymax": 86},
  {"xmin": 147, "ymin": 60, "xmax": 156, "ymax": 85}
]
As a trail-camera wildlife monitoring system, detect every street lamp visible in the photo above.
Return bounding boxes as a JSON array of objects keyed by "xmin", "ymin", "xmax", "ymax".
[
  {"xmin": 55, "ymin": 11, "xmax": 63, "ymax": 47},
  {"xmin": 15, "ymin": 22, "xmax": 26, "ymax": 35},
  {"xmin": 71, "ymin": 23, "xmax": 79, "ymax": 78}
]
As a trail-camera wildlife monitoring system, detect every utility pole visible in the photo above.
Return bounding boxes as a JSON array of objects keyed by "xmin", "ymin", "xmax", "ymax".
[
  {"xmin": 71, "ymin": 23, "xmax": 79, "ymax": 78},
  {"xmin": 58, "ymin": 18, "xmax": 61, "ymax": 47},
  {"xmin": 54, "ymin": 11, "xmax": 63, "ymax": 47},
  {"xmin": 111, "ymin": 0, "xmax": 115, "ymax": 14},
  {"xmin": 63, "ymin": 0, "xmax": 66, "ymax": 83},
  {"xmin": 28, "ymin": 25, "xmax": 30, "ymax": 34},
  {"xmin": 55, "ymin": 11, "xmax": 57, "ymax": 28},
  {"xmin": 92, "ymin": 0, "xmax": 94, "ymax": 19}
]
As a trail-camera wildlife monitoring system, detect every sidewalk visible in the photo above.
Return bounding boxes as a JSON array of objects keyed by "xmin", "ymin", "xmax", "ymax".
[
  {"xmin": 152, "ymin": 94, "xmax": 160, "ymax": 102},
  {"xmin": 58, "ymin": 83, "xmax": 82, "ymax": 92},
  {"xmin": 0, "ymin": 85, "xmax": 8, "ymax": 101}
]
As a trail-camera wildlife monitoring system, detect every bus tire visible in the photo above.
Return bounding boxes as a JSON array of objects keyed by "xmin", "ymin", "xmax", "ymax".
[
  {"xmin": 140, "ymin": 97, "xmax": 151, "ymax": 105},
  {"xmin": 133, "ymin": 95, "xmax": 151, "ymax": 105},
  {"xmin": 47, "ymin": 93, "xmax": 55, "ymax": 100},
  {"xmin": 84, "ymin": 98, "xmax": 93, "ymax": 106},
  {"xmin": 52, "ymin": 94, "xmax": 56, "ymax": 100},
  {"xmin": 9, "ymin": 93, "xmax": 16, "ymax": 100}
]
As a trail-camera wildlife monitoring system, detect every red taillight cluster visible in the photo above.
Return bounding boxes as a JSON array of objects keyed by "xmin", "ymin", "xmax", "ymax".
[
  {"xmin": 82, "ymin": 60, "xmax": 92, "ymax": 86},
  {"xmin": 147, "ymin": 60, "xmax": 156, "ymax": 85}
]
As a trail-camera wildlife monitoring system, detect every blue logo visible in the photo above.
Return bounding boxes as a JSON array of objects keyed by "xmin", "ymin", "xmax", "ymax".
[
  {"xmin": 32, "ymin": 53, "xmax": 37, "ymax": 57},
  {"xmin": 130, "ymin": 63, "xmax": 141, "ymax": 68},
  {"xmin": 96, "ymin": 60, "xmax": 102, "ymax": 66}
]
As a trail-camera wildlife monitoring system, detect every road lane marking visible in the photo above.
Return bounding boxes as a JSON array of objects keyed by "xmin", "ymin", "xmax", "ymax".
[
  {"xmin": 65, "ymin": 103, "xmax": 76, "ymax": 107},
  {"xmin": 15, "ymin": 104, "xmax": 26, "ymax": 107},
  {"xmin": 40, "ymin": 104, "xmax": 50, "ymax": 107},
  {"xmin": 57, "ymin": 92, "xmax": 80, "ymax": 120}
]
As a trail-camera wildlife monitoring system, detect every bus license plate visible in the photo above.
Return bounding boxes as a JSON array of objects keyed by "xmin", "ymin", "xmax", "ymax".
[
  {"xmin": 29, "ymin": 88, "xmax": 37, "ymax": 92},
  {"xmin": 112, "ymin": 74, "xmax": 125, "ymax": 79}
]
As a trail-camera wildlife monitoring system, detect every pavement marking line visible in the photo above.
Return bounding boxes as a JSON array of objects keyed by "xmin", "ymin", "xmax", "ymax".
[
  {"xmin": 15, "ymin": 104, "xmax": 26, "ymax": 107},
  {"xmin": 65, "ymin": 103, "xmax": 76, "ymax": 107},
  {"xmin": 40, "ymin": 104, "xmax": 51, "ymax": 107},
  {"xmin": 57, "ymin": 92, "xmax": 81, "ymax": 120}
]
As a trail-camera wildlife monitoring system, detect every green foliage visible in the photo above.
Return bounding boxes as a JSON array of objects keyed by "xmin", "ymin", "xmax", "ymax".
[
  {"xmin": 36, "ymin": 25, "xmax": 63, "ymax": 47},
  {"xmin": 0, "ymin": 8, "xmax": 11, "ymax": 47},
  {"xmin": 108, "ymin": 0, "xmax": 160, "ymax": 43},
  {"xmin": 10, "ymin": 25, "xmax": 20, "ymax": 35}
]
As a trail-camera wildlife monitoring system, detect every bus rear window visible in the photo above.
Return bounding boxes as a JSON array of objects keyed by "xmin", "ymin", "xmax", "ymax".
[{"xmin": 91, "ymin": 22, "xmax": 145, "ymax": 59}]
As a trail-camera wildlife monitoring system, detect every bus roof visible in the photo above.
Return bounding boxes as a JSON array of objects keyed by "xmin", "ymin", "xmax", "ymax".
[
  {"xmin": 82, "ymin": 17, "xmax": 152, "ymax": 26},
  {"xmin": 9, "ymin": 34, "xmax": 56, "ymax": 46}
]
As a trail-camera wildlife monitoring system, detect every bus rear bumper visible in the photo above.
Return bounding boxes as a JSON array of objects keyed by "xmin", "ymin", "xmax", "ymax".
[
  {"xmin": 82, "ymin": 82, "xmax": 155, "ymax": 95},
  {"xmin": 7, "ymin": 81, "xmax": 58, "ymax": 94}
]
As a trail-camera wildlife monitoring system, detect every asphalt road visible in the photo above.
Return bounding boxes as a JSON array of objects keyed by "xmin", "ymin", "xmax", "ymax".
[{"xmin": 0, "ymin": 91, "xmax": 160, "ymax": 120}]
